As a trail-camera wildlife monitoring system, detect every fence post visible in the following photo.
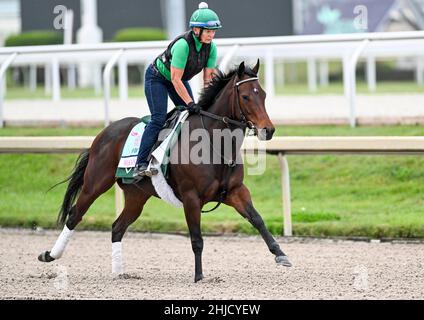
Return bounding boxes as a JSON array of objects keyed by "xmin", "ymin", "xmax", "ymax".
[
  {"xmin": 348, "ymin": 39, "xmax": 369, "ymax": 128},
  {"xmin": 29, "ymin": 64, "xmax": 37, "ymax": 91},
  {"xmin": 278, "ymin": 152, "xmax": 292, "ymax": 236},
  {"xmin": 342, "ymin": 55, "xmax": 350, "ymax": 99},
  {"xmin": 276, "ymin": 59, "xmax": 285, "ymax": 89},
  {"xmin": 67, "ymin": 64, "xmax": 76, "ymax": 90},
  {"xmin": 366, "ymin": 55, "xmax": 376, "ymax": 92},
  {"xmin": 319, "ymin": 60, "xmax": 329, "ymax": 87},
  {"xmin": 416, "ymin": 57, "xmax": 424, "ymax": 86},
  {"xmin": 307, "ymin": 58, "xmax": 317, "ymax": 92},
  {"xmin": 51, "ymin": 57, "xmax": 61, "ymax": 101},
  {"xmin": 103, "ymin": 49, "xmax": 124, "ymax": 127},
  {"xmin": 0, "ymin": 53, "xmax": 18, "ymax": 128},
  {"xmin": 118, "ymin": 55, "xmax": 128, "ymax": 101},
  {"xmin": 265, "ymin": 48, "xmax": 275, "ymax": 97},
  {"xmin": 44, "ymin": 63, "xmax": 51, "ymax": 96}
]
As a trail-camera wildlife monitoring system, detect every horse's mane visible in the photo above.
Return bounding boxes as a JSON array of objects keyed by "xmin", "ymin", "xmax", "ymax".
[{"xmin": 197, "ymin": 65, "xmax": 257, "ymax": 110}]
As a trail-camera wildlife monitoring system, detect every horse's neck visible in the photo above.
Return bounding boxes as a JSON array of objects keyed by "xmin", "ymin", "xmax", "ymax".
[
  {"xmin": 209, "ymin": 77, "xmax": 235, "ymax": 116},
  {"xmin": 203, "ymin": 78, "xmax": 246, "ymax": 163}
]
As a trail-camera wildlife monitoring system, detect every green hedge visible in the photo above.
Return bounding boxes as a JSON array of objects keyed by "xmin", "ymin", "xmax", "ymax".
[
  {"xmin": 5, "ymin": 30, "xmax": 63, "ymax": 47},
  {"xmin": 112, "ymin": 27, "xmax": 167, "ymax": 42}
]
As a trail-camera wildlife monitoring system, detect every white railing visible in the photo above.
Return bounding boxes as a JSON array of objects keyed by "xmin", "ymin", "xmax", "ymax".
[
  {"xmin": 1, "ymin": 31, "xmax": 424, "ymax": 128},
  {"xmin": 1, "ymin": 135, "xmax": 424, "ymax": 236}
]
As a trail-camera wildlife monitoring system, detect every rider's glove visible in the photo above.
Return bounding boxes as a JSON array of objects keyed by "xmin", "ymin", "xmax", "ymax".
[{"xmin": 186, "ymin": 101, "xmax": 200, "ymax": 114}]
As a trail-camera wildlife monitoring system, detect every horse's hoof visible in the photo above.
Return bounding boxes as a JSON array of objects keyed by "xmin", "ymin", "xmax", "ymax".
[
  {"xmin": 38, "ymin": 251, "xmax": 55, "ymax": 263},
  {"xmin": 194, "ymin": 274, "xmax": 204, "ymax": 283},
  {"xmin": 276, "ymin": 255, "xmax": 292, "ymax": 267},
  {"xmin": 112, "ymin": 272, "xmax": 124, "ymax": 279}
]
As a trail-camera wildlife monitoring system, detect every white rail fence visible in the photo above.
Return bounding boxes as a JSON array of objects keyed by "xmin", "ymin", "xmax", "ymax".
[
  {"xmin": 1, "ymin": 135, "xmax": 424, "ymax": 236},
  {"xmin": 1, "ymin": 31, "xmax": 424, "ymax": 128}
]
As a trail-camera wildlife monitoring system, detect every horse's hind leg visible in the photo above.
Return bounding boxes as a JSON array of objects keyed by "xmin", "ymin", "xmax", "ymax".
[
  {"xmin": 111, "ymin": 183, "xmax": 151, "ymax": 276},
  {"xmin": 38, "ymin": 161, "xmax": 116, "ymax": 263},
  {"xmin": 225, "ymin": 184, "xmax": 292, "ymax": 267}
]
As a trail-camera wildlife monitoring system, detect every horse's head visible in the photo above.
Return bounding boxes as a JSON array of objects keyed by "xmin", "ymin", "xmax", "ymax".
[{"xmin": 234, "ymin": 60, "xmax": 275, "ymax": 140}]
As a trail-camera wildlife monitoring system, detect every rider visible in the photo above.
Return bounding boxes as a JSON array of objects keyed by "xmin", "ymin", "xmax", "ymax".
[{"xmin": 133, "ymin": 2, "xmax": 222, "ymax": 178}]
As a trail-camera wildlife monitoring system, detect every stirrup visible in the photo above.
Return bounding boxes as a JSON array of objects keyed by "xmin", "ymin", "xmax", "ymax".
[
  {"xmin": 144, "ymin": 167, "xmax": 159, "ymax": 178},
  {"xmin": 133, "ymin": 164, "xmax": 148, "ymax": 178}
]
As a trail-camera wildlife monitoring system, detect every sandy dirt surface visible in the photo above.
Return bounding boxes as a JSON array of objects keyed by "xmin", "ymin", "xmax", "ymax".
[{"xmin": 0, "ymin": 228, "xmax": 423, "ymax": 300}]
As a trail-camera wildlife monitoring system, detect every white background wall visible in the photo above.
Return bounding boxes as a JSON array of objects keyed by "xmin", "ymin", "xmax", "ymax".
[{"xmin": 0, "ymin": 0, "xmax": 21, "ymax": 46}]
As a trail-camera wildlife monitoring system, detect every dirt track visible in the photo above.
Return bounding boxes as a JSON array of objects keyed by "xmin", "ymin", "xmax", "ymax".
[{"xmin": 0, "ymin": 228, "xmax": 423, "ymax": 300}]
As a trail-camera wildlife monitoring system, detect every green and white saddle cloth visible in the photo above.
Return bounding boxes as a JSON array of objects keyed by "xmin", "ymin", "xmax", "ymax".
[
  {"xmin": 115, "ymin": 110, "xmax": 189, "ymax": 208},
  {"xmin": 115, "ymin": 115, "xmax": 151, "ymax": 180}
]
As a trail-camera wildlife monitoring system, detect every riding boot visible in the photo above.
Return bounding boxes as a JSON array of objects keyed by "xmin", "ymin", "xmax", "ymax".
[
  {"xmin": 144, "ymin": 167, "xmax": 159, "ymax": 177},
  {"xmin": 133, "ymin": 163, "xmax": 149, "ymax": 179},
  {"xmin": 133, "ymin": 163, "xmax": 159, "ymax": 179}
]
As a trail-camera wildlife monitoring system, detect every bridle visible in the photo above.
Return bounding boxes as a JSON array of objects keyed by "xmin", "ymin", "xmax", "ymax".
[
  {"xmin": 198, "ymin": 75, "xmax": 260, "ymax": 166},
  {"xmin": 232, "ymin": 77, "xmax": 259, "ymax": 132},
  {"xmin": 198, "ymin": 76, "xmax": 259, "ymax": 132},
  {"xmin": 196, "ymin": 75, "xmax": 259, "ymax": 213}
]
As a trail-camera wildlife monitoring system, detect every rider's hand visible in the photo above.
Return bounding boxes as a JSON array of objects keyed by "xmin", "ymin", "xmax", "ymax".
[{"xmin": 187, "ymin": 101, "xmax": 200, "ymax": 114}]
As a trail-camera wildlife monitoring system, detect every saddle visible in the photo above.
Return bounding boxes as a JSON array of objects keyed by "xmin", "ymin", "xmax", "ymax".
[
  {"xmin": 115, "ymin": 107, "xmax": 188, "ymax": 184},
  {"xmin": 147, "ymin": 107, "xmax": 183, "ymax": 161}
]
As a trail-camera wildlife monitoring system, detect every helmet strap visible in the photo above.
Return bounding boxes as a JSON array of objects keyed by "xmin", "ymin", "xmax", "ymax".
[{"xmin": 193, "ymin": 28, "xmax": 204, "ymax": 41}]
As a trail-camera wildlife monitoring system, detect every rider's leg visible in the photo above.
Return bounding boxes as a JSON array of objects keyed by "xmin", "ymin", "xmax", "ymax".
[{"xmin": 134, "ymin": 65, "xmax": 169, "ymax": 176}]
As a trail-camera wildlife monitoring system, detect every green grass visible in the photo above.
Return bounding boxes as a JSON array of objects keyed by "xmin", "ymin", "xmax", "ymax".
[
  {"xmin": 0, "ymin": 127, "xmax": 102, "ymax": 136},
  {"xmin": 275, "ymin": 124, "xmax": 424, "ymax": 136},
  {"xmin": 275, "ymin": 81, "xmax": 424, "ymax": 95},
  {"xmin": 0, "ymin": 125, "xmax": 424, "ymax": 238}
]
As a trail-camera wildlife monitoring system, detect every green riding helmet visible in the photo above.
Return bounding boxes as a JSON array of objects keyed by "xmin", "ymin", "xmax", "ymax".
[{"xmin": 189, "ymin": 2, "xmax": 222, "ymax": 30}]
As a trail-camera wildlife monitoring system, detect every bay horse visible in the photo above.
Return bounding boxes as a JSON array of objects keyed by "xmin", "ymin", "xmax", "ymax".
[{"xmin": 38, "ymin": 60, "xmax": 292, "ymax": 282}]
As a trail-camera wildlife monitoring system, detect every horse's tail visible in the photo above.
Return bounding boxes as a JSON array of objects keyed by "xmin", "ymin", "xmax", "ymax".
[{"xmin": 57, "ymin": 149, "xmax": 90, "ymax": 227}]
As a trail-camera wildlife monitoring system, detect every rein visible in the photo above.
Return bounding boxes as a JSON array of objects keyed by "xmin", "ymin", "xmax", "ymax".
[{"xmin": 199, "ymin": 76, "xmax": 258, "ymax": 213}]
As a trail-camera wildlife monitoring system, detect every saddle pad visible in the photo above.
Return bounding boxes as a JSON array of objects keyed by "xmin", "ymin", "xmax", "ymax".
[
  {"xmin": 115, "ymin": 116, "xmax": 150, "ymax": 182},
  {"xmin": 115, "ymin": 110, "xmax": 189, "ymax": 185}
]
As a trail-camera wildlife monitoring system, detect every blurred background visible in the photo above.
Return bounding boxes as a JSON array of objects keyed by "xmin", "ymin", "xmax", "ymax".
[{"xmin": 0, "ymin": 0, "xmax": 423, "ymax": 125}]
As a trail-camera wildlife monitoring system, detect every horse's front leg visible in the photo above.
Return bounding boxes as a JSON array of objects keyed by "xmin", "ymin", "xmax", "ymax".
[
  {"xmin": 182, "ymin": 193, "xmax": 204, "ymax": 282},
  {"xmin": 225, "ymin": 184, "xmax": 292, "ymax": 267}
]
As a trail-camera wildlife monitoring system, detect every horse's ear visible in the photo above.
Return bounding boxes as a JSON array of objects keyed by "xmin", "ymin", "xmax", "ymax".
[
  {"xmin": 237, "ymin": 61, "xmax": 245, "ymax": 78},
  {"xmin": 252, "ymin": 59, "xmax": 260, "ymax": 75}
]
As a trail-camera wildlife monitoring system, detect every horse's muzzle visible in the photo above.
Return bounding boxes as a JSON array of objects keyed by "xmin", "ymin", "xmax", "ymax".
[
  {"xmin": 257, "ymin": 127, "xmax": 275, "ymax": 140},
  {"xmin": 265, "ymin": 127, "xmax": 275, "ymax": 140}
]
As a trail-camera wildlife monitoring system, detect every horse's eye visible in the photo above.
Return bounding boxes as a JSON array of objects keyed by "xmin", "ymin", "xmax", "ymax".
[
  {"xmin": 242, "ymin": 95, "xmax": 249, "ymax": 101},
  {"xmin": 253, "ymin": 88, "xmax": 259, "ymax": 94}
]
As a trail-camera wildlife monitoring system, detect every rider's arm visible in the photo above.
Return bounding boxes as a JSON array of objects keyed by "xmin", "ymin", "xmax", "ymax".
[
  {"xmin": 170, "ymin": 39, "xmax": 194, "ymax": 105},
  {"xmin": 203, "ymin": 68, "xmax": 215, "ymax": 87},
  {"xmin": 171, "ymin": 66, "xmax": 194, "ymax": 105},
  {"xmin": 203, "ymin": 42, "xmax": 218, "ymax": 87}
]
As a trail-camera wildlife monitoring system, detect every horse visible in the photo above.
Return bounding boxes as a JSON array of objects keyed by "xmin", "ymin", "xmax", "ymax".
[{"xmin": 38, "ymin": 60, "xmax": 292, "ymax": 282}]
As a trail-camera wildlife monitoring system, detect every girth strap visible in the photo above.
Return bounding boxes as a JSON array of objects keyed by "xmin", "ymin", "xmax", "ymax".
[
  {"xmin": 201, "ymin": 189, "xmax": 227, "ymax": 213},
  {"xmin": 201, "ymin": 153, "xmax": 237, "ymax": 214}
]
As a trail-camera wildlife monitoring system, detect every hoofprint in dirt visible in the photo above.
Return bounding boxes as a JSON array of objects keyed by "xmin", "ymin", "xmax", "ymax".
[{"xmin": 0, "ymin": 228, "xmax": 423, "ymax": 300}]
